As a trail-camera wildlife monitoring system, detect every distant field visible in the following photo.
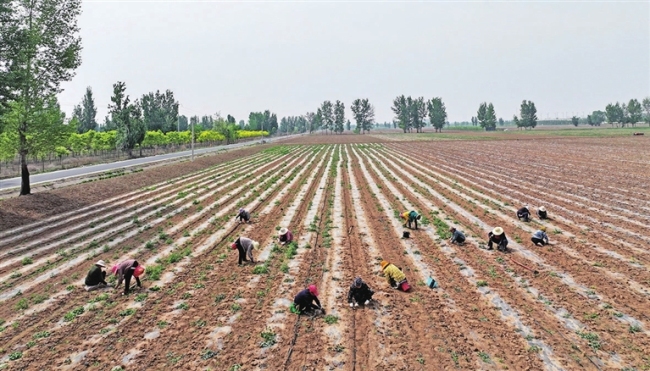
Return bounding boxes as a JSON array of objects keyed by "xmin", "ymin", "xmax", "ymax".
[{"xmin": 373, "ymin": 126, "xmax": 650, "ymax": 141}]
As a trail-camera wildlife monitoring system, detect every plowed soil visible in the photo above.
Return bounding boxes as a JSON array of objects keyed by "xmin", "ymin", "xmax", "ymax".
[{"xmin": 1, "ymin": 136, "xmax": 649, "ymax": 371}]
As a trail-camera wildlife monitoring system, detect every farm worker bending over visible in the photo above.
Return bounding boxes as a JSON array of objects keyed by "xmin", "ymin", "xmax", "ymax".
[
  {"xmin": 232, "ymin": 237, "xmax": 258, "ymax": 265},
  {"xmin": 449, "ymin": 227, "xmax": 466, "ymax": 245},
  {"xmin": 380, "ymin": 260, "xmax": 410, "ymax": 291},
  {"xmin": 401, "ymin": 211, "xmax": 422, "ymax": 230},
  {"xmin": 84, "ymin": 260, "xmax": 108, "ymax": 291},
  {"xmin": 347, "ymin": 277, "xmax": 375, "ymax": 307},
  {"xmin": 293, "ymin": 285, "xmax": 324, "ymax": 315},
  {"xmin": 516, "ymin": 206, "xmax": 531, "ymax": 222},
  {"xmin": 113, "ymin": 259, "xmax": 142, "ymax": 295},
  {"xmin": 278, "ymin": 228, "xmax": 293, "ymax": 246},
  {"xmin": 531, "ymin": 227, "xmax": 549, "ymax": 246},
  {"xmin": 537, "ymin": 206, "xmax": 548, "ymax": 220},
  {"xmin": 235, "ymin": 208, "xmax": 251, "ymax": 224},
  {"xmin": 487, "ymin": 227, "xmax": 509, "ymax": 252}
]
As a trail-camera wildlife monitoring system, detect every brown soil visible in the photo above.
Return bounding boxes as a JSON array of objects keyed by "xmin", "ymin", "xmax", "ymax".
[{"xmin": 1, "ymin": 137, "xmax": 649, "ymax": 371}]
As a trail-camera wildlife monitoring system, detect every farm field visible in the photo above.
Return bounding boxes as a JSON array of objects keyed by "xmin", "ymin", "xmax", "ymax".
[{"xmin": 0, "ymin": 136, "xmax": 649, "ymax": 371}]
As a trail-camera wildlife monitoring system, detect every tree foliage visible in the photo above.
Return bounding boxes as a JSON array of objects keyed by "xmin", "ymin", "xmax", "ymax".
[
  {"xmin": 108, "ymin": 81, "xmax": 145, "ymax": 157},
  {"xmin": 1, "ymin": 97, "xmax": 72, "ymax": 161},
  {"xmin": 605, "ymin": 102, "xmax": 624, "ymax": 126},
  {"xmin": 333, "ymin": 100, "xmax": 345, "ymax": 134},
  {"xmin": 513, "ymin": 100, "xmax": 537, "ymax": 130},
  {"xmin": 427, "ymin": 97, "xmax": 447, "ymax": 132},
  {"xmin": 140, "ymin": 90, "xmax": 179, "ymax": 133},
  {"xmin": 391, "ymin": 96, "xmax": 427, "ymax": 133},
  {"xmin": 571, "ymin": 116, "xmax": 579, "ymax": 127},
  {"xmin": 625, "ymin": 98, "xmax": 642, "ymax": 126},
  {"xmin": 350, "ymin": 98, "xmax": 374, "ymax": 134},
  {"xmin": 73, "ymin": 86, "xmax": 97, "ymax": 133},
  {"xmin": 477, "ymin": 102, "xmax": 498, "ymax": 130},
  {"xmin": 320, "ymin": 101, "xmax": 334, "ymax": 134},
  {"xmin": 247, "ymin": 110, "xmax": 278, "ymax": 133}
]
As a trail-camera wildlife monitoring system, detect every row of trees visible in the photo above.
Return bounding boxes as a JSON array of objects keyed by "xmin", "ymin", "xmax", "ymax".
[
  {"xmin": 73, "ymin": 86, "xmax": 179, "ymax": 134},
  {"xmin": 390, "ymin": 96, "xmax": 449, "ymax": 133},
  {"xmin": 603, "ymin": 98, "xmax": 649, "ymax": 127},
  {"xmin": 276, "ymin": 98, "xmax": 375, "ymax": 135}
]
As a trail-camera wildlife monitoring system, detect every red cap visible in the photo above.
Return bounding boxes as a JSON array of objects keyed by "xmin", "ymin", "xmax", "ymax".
[{"xmin": 308, "ymin": 284, "xmax": 318, "ymax": 297}]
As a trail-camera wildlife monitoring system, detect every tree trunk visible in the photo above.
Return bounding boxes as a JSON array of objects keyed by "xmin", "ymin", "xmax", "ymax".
[
  {"xmin": 19, "ymin": 129, "xmax": 30, "ymax": 195},
  {"xmin": 20, "ymin": 151, "xmax": 30, "ymax": 195}
]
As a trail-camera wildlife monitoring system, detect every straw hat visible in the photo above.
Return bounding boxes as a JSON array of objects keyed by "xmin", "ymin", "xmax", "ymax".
[
  {"xmin": 95, "ymin": 260, "xmax": 106, "ymax": 268},
  {"xmin": 380, "ymin": 260, "xmax": 389, "ymax": 269},
  {"xmin": 492, "ymin": 227, "xmax": 504, "ymax": 236},
  {"xmin": 278, "ymin": 228, "xmax": 289, "ymax": 236},
  {"xmin": 539, "ymin": 206, "xmax": 546, "ymax": 212},
  {"xmin": 252, "ymin": 241, "xmax": 260, "ymax": 249},
  {"xmin": 540, "ymin": 226, "xmax": 547, "ymax": 232}
]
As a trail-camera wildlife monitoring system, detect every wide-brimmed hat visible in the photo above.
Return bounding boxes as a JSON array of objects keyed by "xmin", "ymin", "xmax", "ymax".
[
  {"xmin": 278, "ymin": 228, "xmax": 289, "ymax": 236},
  {"xmin": 540, "ymin": 226, "xmax": 547, "ymax": 232},
  {"xmin": 95, "ymin": 260, "xmax": 106, "ymax": 268},
  {"xmin": 252, "ymin": 241, "xmax": 260, "ymax": 249},
  {"xmin": 308, "ymin": 284, "xmax": 318, "ymax": 297},
  {"xmin": 492, "ymin": 227, "xmax": 504, "ymax": 236},
  {"xmin": 380, "ymin": 260, "xmax": 389, "ymax": 269},
  {"xmin": 539, "ymin": 206, "xmax": 546, "ymax": 212}
]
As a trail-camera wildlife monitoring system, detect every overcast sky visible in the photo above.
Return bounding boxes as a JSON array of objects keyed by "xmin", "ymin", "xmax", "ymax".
[{"xmin": 58, "ymin": 0, "xmax": 649, "ymax": 124}]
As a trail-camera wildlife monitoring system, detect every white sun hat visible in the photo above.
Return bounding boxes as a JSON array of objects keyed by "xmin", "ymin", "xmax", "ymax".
[
  {"xmin": 539, "ymin": 206, "xmax": 546, "ymax": 212},
  {"xmin": 278, "ymin": 228, "xmax": 289, "ymax": 236},
  {"xmin": 95, "ymin": 260, "xmax": 106, "ymax": 267},
  {"xmin": 492, "ymin": 227, "xmax": 504, "ymax": 236}
]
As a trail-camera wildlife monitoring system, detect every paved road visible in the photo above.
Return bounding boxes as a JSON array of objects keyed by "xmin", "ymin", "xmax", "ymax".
[{"xmin": 0, "ymin": 135, "xmax": 299, "ymax": 190}]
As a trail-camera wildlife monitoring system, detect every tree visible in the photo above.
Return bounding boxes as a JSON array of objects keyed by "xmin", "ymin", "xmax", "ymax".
[
  {"xmin": 320, "ymin": 101, "xmax": 334, "ymax": 134},
  {"xmin": 2, "ymin": 0, "xmax": 82, "ymax": 195},
  {"xmin": 498, "ymin": 118, "xmax": 504, "ymax": 126},
  {"xmin": 226, "ymin": 114, "xmax": 235, "ymax": 124},
  {"xmin": 513, "ymin": 100, "xmax": 537, "ymax": 130},
  {"xmin": 485, "ymin": 103, "xmax": 497, "ymax": 130},
  {"xmin": 333, "ymin": 100, "xmax": 345, "ymax": 134},
  {"xmin": 214, "ymin": 118, "xmax": 238, "ymax": 144},
  {"xmin": 590, "ymin": 110, "xmax": 605, "ymax": 126},
  {"xmin": 427, "ymin": 97, "xmax": 447, "ymax": 132},
  {"xmin": 305, "ymin": 112, "xmax": 315, "ymax": 133},
  {"xmin": 140, "ymin": 90, "xmax": 179, "ymax": 133},
  {"xmin": 626, "ymin": 99, "xmax": 642, "ymax": 126},
  {"xmin": 392, "ymin": 95, "xmax": 410, "ymax": 133},
  {"xmin": 73, "ymin": 86, "xmax": 97, "ymax": 133},
  {"xmin": 605, "ymin": 103, "xmax": 624, "ymax": 127},
  {"xmin": 346, "ymin": 119, "xmax": 351, "ymax": 131},
  {"xmin": 643, "ymin": 97, "xmax": 650, "ymax": 126},
  {"xmin": 109, "ymin": 82, "xmax": 145, "ymax": 158},
  {"xmin": 477, "ymin": 103, "xmax": 487, "ymax": 128},
  {"xmin": 571, "ymin": 116, "xmax": 579, "ymax": 127},
  {"xmin": 411, "ymin": 97, "xmax": 427, "ymax": 133},
  {"xmin": 178, "ymin": 115, "xmax": 188, "ymax": 131},
  {"xmin": 350, "ymin": 98, "xmax": 374, "ymax": 134}
]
